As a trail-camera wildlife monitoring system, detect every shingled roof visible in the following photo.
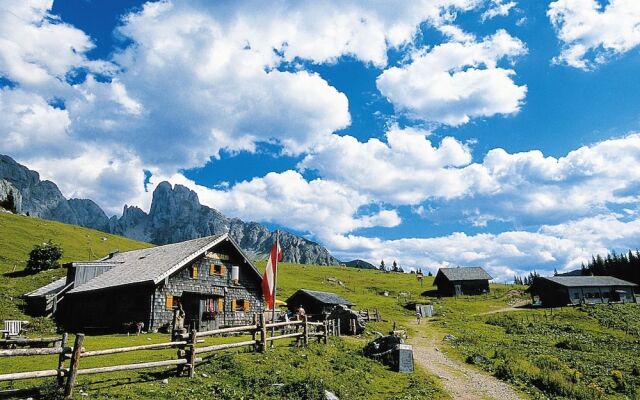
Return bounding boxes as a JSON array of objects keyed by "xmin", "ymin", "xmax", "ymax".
[
  {"xmin": 436, "ymin": 267, "xmax": 492, "ymax": 282},
  {"xmin": 24, "ymin": 277, "xmax": 67, "ymax": 298},
  {"xmin": 290, "ymin": 289, "xmax": 353, "ymax": 306},
  {"xmin": 541, "ymin": 276, "xmax": 637, "ymax": 288},
  {"xmin": 68, "ymin": 234, "xmax": 260, "ymax": 294}
]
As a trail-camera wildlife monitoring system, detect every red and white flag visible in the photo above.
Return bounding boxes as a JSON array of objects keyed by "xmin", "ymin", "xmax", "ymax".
[{"xmin": 262, "ymin": 237, "xmax": 283, "ymax": 310}]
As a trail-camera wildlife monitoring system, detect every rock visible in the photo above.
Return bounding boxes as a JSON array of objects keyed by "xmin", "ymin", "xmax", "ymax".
[
  {"xmin": 0, "ymin": 155, "xmax": 340, "ymax": 266},
  {"xmin": 202, "ymin": 373, "xmax": 209, "ymax": 378},
  {"xmin": 161, "ymin": 378, "xmax": 169, "ymax": 384},
  {"xmin": 443, "ymin": 334, "xmax": 456, "ymax": 342},
  {"xmin": 325, "ymin": 390, "xmax": 340, "ymax": 400},
  {"xmin": 0, "ymin": 179, "xmax": 21, "ymax": 213}
]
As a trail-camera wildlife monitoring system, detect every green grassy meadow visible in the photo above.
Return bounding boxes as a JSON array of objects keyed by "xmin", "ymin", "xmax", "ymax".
[
  {"xmin": 0, "ymin": 213, "xmax": 448, "ymax": 399},
  {"xmin": 2, "ymin": 212, "xmax": 640, "ymax": 399}
]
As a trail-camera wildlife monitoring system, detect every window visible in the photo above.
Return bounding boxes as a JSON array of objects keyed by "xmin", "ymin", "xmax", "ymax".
[
  {"xmin": 191, "ymin": 265, "xmax": 198, "ymax": 279},
  {"xmin": 210, "ymin": 263, "xmax": 225, "ymax": 276},
  {"xmin": 166, "ymin": 294, "xmax": 173, "ymax": 310},
  {"xmin": 232, "ymin": 299, "xmax": 250, "ymax": 312}
]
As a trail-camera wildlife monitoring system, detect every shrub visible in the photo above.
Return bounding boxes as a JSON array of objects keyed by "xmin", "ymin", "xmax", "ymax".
[{"xmin": 25, "ymin": 240, "xmax": 63, "ymax": 273}]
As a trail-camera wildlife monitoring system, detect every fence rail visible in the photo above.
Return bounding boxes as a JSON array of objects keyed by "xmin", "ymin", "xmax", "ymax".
[{"xmin": 0, "ymin": 314, "xmax": 338, "ymax": 399}]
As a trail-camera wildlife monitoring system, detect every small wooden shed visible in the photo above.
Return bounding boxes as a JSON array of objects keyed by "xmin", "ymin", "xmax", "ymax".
[
  {"xmin": 433, "ymin": 267, "xmax": 492, "ymax": 296},
  {"xmin": 23, "ymin": 277, "xmax": 68, "ymax": 316},
  {"xmin": 285, "ymin": 289, "xmax": 353, "ymax": 319},
  {"xmin": 527, "ymin": 276, "xmax": 637, "ymax": 307}
]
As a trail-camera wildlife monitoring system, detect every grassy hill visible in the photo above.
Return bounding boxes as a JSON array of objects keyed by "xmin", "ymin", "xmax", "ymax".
[
  {"xmin": 2, "ymin": 212, "xmax": 640, "ymax": 399},
  {"xmin": 0, "ymin": 212, "xmax": 151, "ymax": 329}
]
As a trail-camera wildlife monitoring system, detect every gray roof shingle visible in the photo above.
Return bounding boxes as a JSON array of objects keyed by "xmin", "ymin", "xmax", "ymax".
[
  {"xmin": 438, "ymin": 267, "xmax": 492, "ymax": 281},
  {"xmin": 292, "ymin": 289, "xmax": 353, "ymax": 306},
  {"xmin": 543, "ymin": 276, "xmax": 637, "ymax": 288},
  {"xmin": 68, "ymin": 234, "xmax": 258, "ymax": 293},
  {"xmin": 24, "ymin": 277, "xmax": 67, "ymax": 298}
]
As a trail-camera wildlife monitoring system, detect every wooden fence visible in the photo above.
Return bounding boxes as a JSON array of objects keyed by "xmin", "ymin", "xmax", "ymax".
[{"xmin": 0, "ymin": 315, "xmax": 335, "ymax": 399}]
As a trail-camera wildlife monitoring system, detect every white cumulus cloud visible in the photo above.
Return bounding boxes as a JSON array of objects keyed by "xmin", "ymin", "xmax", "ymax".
[
  {"xmin": 377, "ymin": 29, "xmax": 527, "ymax": 125},
  {"xmin": 548, "ymin": 0, "xmax": 640, "ymax": 69}
]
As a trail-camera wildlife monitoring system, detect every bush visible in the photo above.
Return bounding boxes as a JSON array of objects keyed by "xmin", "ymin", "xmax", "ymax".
[{"xmin": 25, "ymin": 240, "xmax": 63, "ymax": 273}]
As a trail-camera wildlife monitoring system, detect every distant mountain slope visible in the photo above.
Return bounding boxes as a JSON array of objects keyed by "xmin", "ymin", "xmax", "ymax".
[
  {"xmin": 0, "ymin": 155, "xmax": 339, "ymax": 265},
  {"xmin": 345, "ymin": 259, "xmax": 377, "ymax": 269}
]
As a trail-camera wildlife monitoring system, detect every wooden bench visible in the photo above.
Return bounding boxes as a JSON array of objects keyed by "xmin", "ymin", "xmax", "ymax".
[{"xmin": 2, "ymin": 320, "xmax": 29, "ymax": 339}]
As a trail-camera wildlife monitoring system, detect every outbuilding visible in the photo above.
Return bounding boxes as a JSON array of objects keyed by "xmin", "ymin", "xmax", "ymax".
[
  {"xmin": 433, "ymin": 267, "xmax": 492, "ymax": 296},
  {"xmin": 285, "ymin": 289, "xmax": 353, "ymax": 320},
  {"xmin": 33, "ymin": 234, "xmax": 264, "ymax": 333},
  {"xmin": 527, "ymin": 276, "xmax": 637, "ymax": 307}
]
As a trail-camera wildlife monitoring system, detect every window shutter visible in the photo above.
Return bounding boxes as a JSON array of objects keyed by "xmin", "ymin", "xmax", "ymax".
[
  {"xmin": 231, "ymin": 299, "xmax": 237, "ymax": 311},
  {"xmin": 191, "ymin": 265, "xmax": 198, "ymax": 279},
  {"xmin": 166, "ymin": 294, "xmax": 173, "ymax": 310},
  {"xmin": 220, "ymin": 265, "xmax": 226, "ymax": 275},
  {"xmin": 243, "ymin": 299, "xmax": 250, "ymax": 311},
  {"xmin": 209, "ymin": 263, "xmax": 215, "ymax": 275},
  {"xmin": 217, "ymin": 298, "xmax": 224, "ymax": 312}
]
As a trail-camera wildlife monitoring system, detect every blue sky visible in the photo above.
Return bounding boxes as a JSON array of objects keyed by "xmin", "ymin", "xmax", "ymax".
[{"xmin": 2, "ymin": 0, "xmax": 640, "ymax": 280}]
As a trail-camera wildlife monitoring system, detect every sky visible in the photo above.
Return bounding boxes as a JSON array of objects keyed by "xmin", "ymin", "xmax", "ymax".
[{"xmin": 2, "ymin": 0, "xmax": 640, "ymax": 281}]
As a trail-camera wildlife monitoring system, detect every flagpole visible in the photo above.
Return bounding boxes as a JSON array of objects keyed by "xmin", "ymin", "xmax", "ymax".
[{"xmin": 270, "ymin": 230, "xmax": 279, "ymax": 346}]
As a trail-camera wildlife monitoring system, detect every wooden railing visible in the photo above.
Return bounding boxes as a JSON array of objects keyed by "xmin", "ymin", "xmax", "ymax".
[{"xmin": 0, "ymin": 315, "xmax": 337, "ymax": 398}]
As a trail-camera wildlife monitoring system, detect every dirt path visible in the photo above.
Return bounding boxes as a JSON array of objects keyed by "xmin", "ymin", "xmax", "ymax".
[
  {"xmin": 480, "ymin": 300, "xmax": 531, "ymax": 315},
  {"xmin": 410, "ymin": 329, "xmax": 523, "ymax": 400}
]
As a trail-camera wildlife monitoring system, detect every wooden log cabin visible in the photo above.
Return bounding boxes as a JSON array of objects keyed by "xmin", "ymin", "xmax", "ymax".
[
  {"xmin": 527, "ymin": 276, "xmax": 637, "ymax": 307},
  {"xmin": 433, "ymin": 267, "xmax": 492, "ymax": 296},
  {"xmin": 47, "ymin": 234, "xmax": 263, "ymax": 332}
]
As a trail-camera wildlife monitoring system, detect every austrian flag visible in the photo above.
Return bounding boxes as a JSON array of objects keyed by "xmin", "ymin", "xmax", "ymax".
[{"xmin": 261, "ymin": 237, "xmax": 283, "ymax": 310}]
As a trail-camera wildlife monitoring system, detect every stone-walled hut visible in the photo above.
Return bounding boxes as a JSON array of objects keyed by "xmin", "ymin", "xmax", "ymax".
[{"xmin": 54, "ymin": 234, "xmax": 263, "ymax": 332}]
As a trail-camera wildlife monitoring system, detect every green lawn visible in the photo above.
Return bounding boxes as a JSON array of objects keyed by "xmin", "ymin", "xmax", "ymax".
[
  {"xmin": 0, "ymin": 213, "xmax": 449, "ymax": 399},
  {"xmin": 427, "ymin": 286, "xmax": 640, "ymax": 400},
  {"xmin": 3, "ymin": 212, "xmax": 639, "ymax": 399}
]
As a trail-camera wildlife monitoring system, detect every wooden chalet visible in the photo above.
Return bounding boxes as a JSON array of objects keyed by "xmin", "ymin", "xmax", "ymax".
[
  {"xmin": 286, "ymin": 289, "xmax": 353, "ymax": 319},
  {"xmin": 30, "ymin": 234, "xmax": 263, "ymax": 332},
  {"xmin": 433, "ymin": 267, "xmax": 492, "ymax": 296},
  {"xmin": 527, "ymin": 276, "xmax": 637, "ymax": 307}
]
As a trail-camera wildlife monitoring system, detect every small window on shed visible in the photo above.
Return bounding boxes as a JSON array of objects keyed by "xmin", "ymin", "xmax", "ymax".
[
  {"xmin": 191, "ymin": 265, "xmax": 198, "ymax": 279},
  {"xmin": 166, "ymin": 294, "xmax": 173, "ymax": 310},
  {"xmin": 210, "ymin": 264, "xmax": 225, "ymax": 276}
]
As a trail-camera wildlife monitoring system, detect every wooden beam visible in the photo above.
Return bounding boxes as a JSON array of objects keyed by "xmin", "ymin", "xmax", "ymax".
[
  {"xmin": 196, "ymin": 340, "xmax": 257, "ymax": 354},
  {"xmin": 81, "ymin": 341, "xmax": 187, "ymax": 357},
  {"xmin": 76, "ymin": 358, "xmax": 200, "ymax": 376},
  {"xmin": 180, "ymin": 324, "xmax": 259, "ymax": 339},
  {"xmin": 265, "ymin": 332, "xmax": 303, "ymax": 342},
  {"xmin": 57, "ymin": 333, "xmax": 68, "ymax": 387},
  {"xmin": 265, "ymin": 321, "xmax": 302, "ymax": 329},
  {"xmin": 0, "ymin": 347, "xmax": 65, "ymax": 357},
  {"xmin": 0, "ymin": 369, "xmax": 60, "ymax": 382}
]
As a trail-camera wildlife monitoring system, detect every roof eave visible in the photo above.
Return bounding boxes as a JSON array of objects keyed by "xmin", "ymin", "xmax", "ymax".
[{"xmin": 152, "ymin": 233, "xmax": 229, "ymax": 285}]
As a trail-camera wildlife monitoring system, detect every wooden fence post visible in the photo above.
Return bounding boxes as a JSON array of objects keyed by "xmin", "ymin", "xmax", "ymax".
[
  {"xmin": 323, "ymin": 321, "xmax": 329, "ymax": 344},
  {"xmin": 336, "ymin": 319, "xmax": 341, "ymax": 337},
  {"xmin": 303, "ymin": 315, "xmax": 309, "ymax": 346},
  {"xmin": 57, "ymin": 332, "xmax": 68, "ymax": 387},
  {"xmin": 251, "ymin": 314, "xmax": 258, "ymax": 352},
  {"xmin": 259, "ymin": 313, "xmax": 267, "ymax": 352},
  {"xmin": 188, "ymin": 329, "xmax": 197, "ymax": 378},
  {"xmin": 64, "ymin": 333, "xmax": 84, "ymax": 399}
]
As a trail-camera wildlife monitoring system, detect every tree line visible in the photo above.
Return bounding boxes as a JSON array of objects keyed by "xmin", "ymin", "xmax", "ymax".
[{"xmin": 580, "ymin": 250, "xmax": 640, "ymax": 285}]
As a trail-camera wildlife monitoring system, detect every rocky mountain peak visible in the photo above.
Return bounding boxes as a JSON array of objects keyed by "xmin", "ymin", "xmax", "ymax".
[{"xmin": 0, "ymin": 154, "xmax": 339, "ymax": 265}]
